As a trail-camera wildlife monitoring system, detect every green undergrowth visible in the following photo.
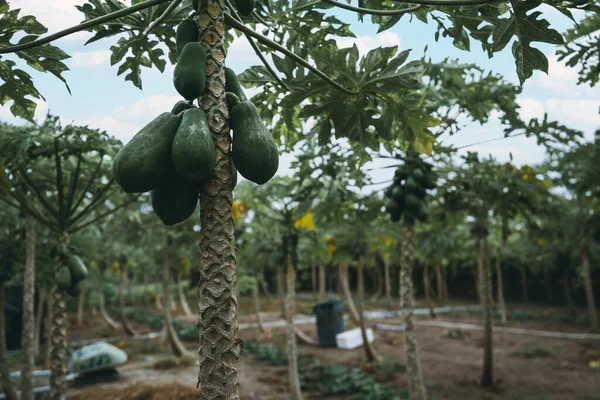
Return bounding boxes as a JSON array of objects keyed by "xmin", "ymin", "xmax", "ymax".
[
  {"xmin": 117, "ymin": 307, "xmax": 198, "ymax": 341},
  {"xmin": 509, "ymin": 345, "xmax": 555, "ymax": 359}
]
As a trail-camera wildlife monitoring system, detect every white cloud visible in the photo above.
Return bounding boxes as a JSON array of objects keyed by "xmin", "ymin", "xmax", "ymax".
[
  {"xmin": 516, "ymin": 98, "xmax": 545, "ymax": 122},
  {"xmin": 71, "ymin": 51, "xmax": 112, "ymax": 68},
  {"xmin": 0, "ymin": 98, "xmax": 49, "ymax": 125},
  {"xmin": 544, "ymin": 98, "xmax": 600, "ymax": 128},
  {"xmin": 61, "ymin": 115, "xmax": 142, "ymax": 144},
  {"xmin": 11, "ymin": 1, "xmax": 89, "ymax": 43},
  {"xmin": 114, "ymin": 95, "xmax": 182, "ymax": 120},
  {"xmin": 335, "ymin": 32, "xmax": 402, "ymax": 56},
  {"xmin": 529, "ymin": 55, "xmax": 599, "ymax": 99}
]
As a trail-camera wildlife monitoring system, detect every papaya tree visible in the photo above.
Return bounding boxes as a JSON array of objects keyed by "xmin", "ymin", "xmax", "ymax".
[
  {"xmin": 2, "ymin": 1, "xmax": 599, "ymax": 398},
  {"xmin": 0, "ymin": 116, "xmax": 136, "ymax": 399}
]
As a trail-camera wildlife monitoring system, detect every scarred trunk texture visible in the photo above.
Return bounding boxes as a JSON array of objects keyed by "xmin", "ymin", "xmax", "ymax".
[
  {"xmin": 163, "ymin": 235, "xmax": 191, "ymax": 358},
  {"xmin": 1, "ymin": 283, "xmax": 19, "ymax": 400},
  {"xmin": 197, "ymin": 0, "xmax": 240, "ymax": 396},
  {"xmin": 340, "ymin": 263, "xmax": 360, "ymax": 325},
  {"xmin": 319, "ymin": 264, "xmax": 326, "ymax": 302},
  {"xmin": 99, "ymin": 268, "xmax": 120, "ymax": 330},
  {"xmin": 118, "ymin": 263, "xmax": 137, "ymax": 336},
  {"xmin": 480, "ymin": 234, "xmax": 494, "ymax": 387},
  {"xmin": 358, "ymin": 262, "xmax": 381, "ymax": 363},
  {"xmin": 50, "ymin": 235, "xmax": 68, "ymax": 400},
  {"xmin": 582, "ymin": 241, "xmax": 598, "ymax": 331},
  {"xmin": 285, "ymin": 257, "xmax": 303, "ymax": 400},
  {"xmin": 400, "ymin": 224, "xmax": 426, "ymax": 400},
  {"xmin": 21, "ymin": 216, "xmax": 36, "ymax": 400},
  {"xmin": 34, "ymin": 287, "xmax": 46, "ymax": 357},
  {"xmin": 277, "ymin": 265, "xmax": 286, "ymax": 317},
  {"xmin": 177, "ymin": 270, "xmax": 193, "ymax": 318},
  {"xmin": 384, "ymin": 256, "xmax": 392, "ymax": 310}
]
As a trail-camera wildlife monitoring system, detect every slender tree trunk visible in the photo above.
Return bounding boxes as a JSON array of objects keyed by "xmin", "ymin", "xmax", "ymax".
[
  {"xmin": 285, "ymin": 256, "xmax": 303, "ymax": 400},
  {"xmin": 141, "ymin": 273, "xmax": 148, "ymax": 306},
  {"xmin": 126, "ymin": 272, "xmax": 132, "ymax": 306},
  {"xmin": 311, "ymin": 264, "xmax": 316, "ymax": 294},
  {"xmin": 369, "ymin": 265, "xmax": 383, "ymax": 303},
  {"xmin": 44, "ymin": 289, "xmax": 53, "ymax": 368},
  {"xmin": 475, "ymin": 254, "xmax": 483, "ymax": 303},
  {"xmin": 21, "ymin": 216, "xmax": 36, "ymax": 400},
  {"xmin": 76, "ymin": 283, "xmax": 85, "ymax": 327},
  {"xmin": 544, "ymin": 267, "xmax": 553, "ymax": 306},
  {"xmin": 435, "ymin": 265, "xmax": 443, "ymax": 302},
  {"xmin": 358, "ymin": 261, "xmax": 381, "ymax": 363},
  {"xmin": 177, "ymin": 270, "xmax": 193, "ymax": 318},
  {"xmin": 442, "ymin": 270, "xmax": 449, "ymax": 302},
  {"xmin": 98, "ymin": 268, "xmax": 120, "ymax": 330},
  {"xmin": 259, "ymin": 269, "xmax": 272, "ymax": 300},
  {"xmin": 423, "ymin": 267, "xmax": 436, "ymax": 319},
  {"xmin": 162, "ymin": 234, "xmax": 192, "ymax": 358},
  {"xmin": 384, "ymin": 255, "xmax": 392, "ymax": 310},
  {"xmin": 118, "ymin": 263, "xmax": 137, "ymax": 336},
  {"xmin": 155, "ymin": 294, "xmax": 163, "ymax": 311},
  {"xmin": 49, "ymin": 235, "xmax": 68, "ymax": 400},
  {"xmin": 495, "ymin": 259, "xmax": 507, "ymax": 324},
  {"xmin": 196, "ymin": 1, "xmax": 240, "ymax": 396},
  {"xmin": 339, "ymin": 263, "xmax": 360, "ymax": 325},
  {"xmin": 400, "ymin": 223, "xmax": 426, "ymax": 400},
  {"xmin": 521, "ymin": 268, "xmax": 528, "ymax": 303},
  {"xmin": 277, "ymin": 265, "xmax": 286, "ymax": 318},
  {"xmin": 480, "ymin": 233, "xmax": 494, "ymax": 388},
  {"xmin": 562, "ymin": 272, "xmax": 577, "ymax": 318},
  {"xmin": 318, "ymin": 264, "xmax": 326, "ymax": 302},
  {"xmin": 581, "ymin": 241, "xmax": 598, "ymax": 331},
  {"xmin": 253, "ymin": 277, "xmax": 265, "ymax": 335},
  {"xmin": 34, "ymin": 286, "xmax": 46, "ymax": 357},
  {"xmin": 0, "ymin": 282, "xmax": 19, "ymax": 400}
]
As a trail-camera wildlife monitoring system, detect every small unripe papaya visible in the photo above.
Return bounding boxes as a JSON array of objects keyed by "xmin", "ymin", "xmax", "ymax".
[{"xmin": 173, "ymin": 42, "xmax": 207, "ymax": 101}]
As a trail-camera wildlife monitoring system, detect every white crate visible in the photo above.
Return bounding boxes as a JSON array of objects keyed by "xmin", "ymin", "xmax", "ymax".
[{"xmin": 335, "ymin": 327, "xmax": 374, "ymax": 349}]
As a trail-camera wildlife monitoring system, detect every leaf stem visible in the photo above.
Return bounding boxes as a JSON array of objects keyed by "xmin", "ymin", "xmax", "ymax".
[
  {"xmin": 394, "ymin": 0, "xmax": 500, "ymax": 4},
  {"xmin": 251, "ymin": 11, "xmax": 270, "ymax": 26},
  {"xmin": 224, "ymin": 13, "xmax": 359, "ymax": 95},
  {"xmin": 142, "ymin": 0, "xmax": 183, "ymax": 38},
  {"xmin": 0, "ymin": 0, "xmax": 171, "ymax": 54},
  {"xmin": 321, "ymin": 1, "xmax": 422, "ymax": 16}
]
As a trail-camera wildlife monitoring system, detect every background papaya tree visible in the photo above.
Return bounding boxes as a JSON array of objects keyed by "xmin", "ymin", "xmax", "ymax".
[
  {"xmin": 1, "ymin": 1, "xmax": 599, "ymax": 398},
  {"xmin": 0, "ymin": 115, "xmax": 137, "ymax": 399},
  {"xmin": 557, "ymin": 11, "xmax": 600, "ymax": 87}
]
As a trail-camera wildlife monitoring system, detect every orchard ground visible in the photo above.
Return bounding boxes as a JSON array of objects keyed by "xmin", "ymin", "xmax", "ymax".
[{"xmin": 5, "ymin": 295, "xmax": 600, "ymax": 400}]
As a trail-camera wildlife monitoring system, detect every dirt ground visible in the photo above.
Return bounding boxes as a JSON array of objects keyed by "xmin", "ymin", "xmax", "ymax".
[{"xmin": 20, "ymin": 298, "xmax": 600, "ymax": 400}]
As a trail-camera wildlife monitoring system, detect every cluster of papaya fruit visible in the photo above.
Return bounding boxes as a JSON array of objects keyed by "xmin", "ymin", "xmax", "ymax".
[
  {"xmin": 384, "ymin": 154, "xmax": 436, "ymax": 223},
  {"xmin": 53, "ymin": 245, "xmax": 88, "ymax": 297},
  {"xmin": 112, "ymin": 14, "xmax": 278, "ymax": 227}
]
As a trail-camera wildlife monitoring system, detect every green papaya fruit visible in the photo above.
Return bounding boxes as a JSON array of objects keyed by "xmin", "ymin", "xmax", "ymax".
[
  {"xmin": 231, "ymin": 101, "xmax": 279, "ymax": 184},
  {"xmin": 394, "ymin": 167, "xmax": 408, "ymax": 181},
  {"xmin": 173, "ymin": 42, "xmax": 207, "ymax": 101},
  {"xmin": 384, "ymin": 186, "xmax": 394, "ymax": 198},
  {"xmin": 405, "ymin": 194, "xmax": 421, "ymax": 214},
  {"xmin": 57, "ymin": 266, "xmax": 72, "ymax": 292},
  {"xmin": 231, "ymin": 160, "xmax": 238, "ymax": 190},
  {"xmin": 422, "ymin": 175, "xmax": 437, "ymax": 189},
  {"xmin": 391, "ymin": 186, "xmax": 404, "ymax": 203},
  {"xmin": 151, "ymin": 167, "xmax": 200, "ymax": 226},
  {"xmin": 390, "ymin": 209, "xmax": 402, "ymax": 223},
  {"xmin": 171, "ymin": 100, "xmax": 195, "ymax": 116},
  {"xmin": 176, "ymin": 19, "xmax": 199, "ymax": 59},
  {"xmin": 68, "ymin": 254, "xmax": 88, "ymax": 283},
  {"xmin": 385, "ymin": 198, "xmax": 399, "ymax": 214},
  {"xmin": 113, "ymin": 112, "xmax": 181, "ymax": 193},
  {"xmin": 412, "ymin": 168, "xmax": 424, "ymax": 181},
  {"xmin": 171, "ymin": 108, "xmax": 215, "ymax": 183},
  {"xmin": 404, "ymin": 176, "xmax": 419, "ymax": 194},
  {"xmin": 67, "ymin": 281, "xmax": 82, "ymax": 298},
  {"xmin": 416, "ymin": 202, "xmax": 429, "ymax": 222},
  {"xmin": 225, "ymin": 67, "xmax": 247, "ymax": 108},
  {"xmin": 234, "ymin": 0, "xmax": 255, "ymax": 16}
]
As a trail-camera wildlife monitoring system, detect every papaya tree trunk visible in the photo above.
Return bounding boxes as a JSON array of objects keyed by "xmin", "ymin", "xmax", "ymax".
[
  {"xmin": 562, "ymin": 272, "xmax": 577, "ymax": 318},
  {"xmin": 318, "ymin": 264, "xmax": 326, "ymax": 302},
  {"xmin": 495, "ymin": 258, "xmax": 507, "ymax": 325},
  {"xmin": 98, "ymin": 267, "xmax": 120, "ymax": 330},
  {"xmin": 357, "ymin": 261, "xmax": 381, "ymax": 363},
  {"xmin": 339, "ymin": 263, "xmax": 360, "ymax": 325},
  {"xmin": 76, "ymin": 283, "xmax": 85, "ymax": 327},
  {"xmin": 544, "ymin": 267, "xmax": 553, "ymax": 306},
  {"xmin": 21, "ymin": 215, "xmax": 36, "ymax": 400},
  {"xmin": 285, "ymin": 255, "xmax": 303, "ymax": 400},
  {"xmin": 277, "ymin": 265, "xmax": 286, "ymax": 318},
  {"xmin": 582, "ymin": 240, "xmax": 598, "ymax": 331},
  {"xmin": 177, "ymin": 270, "xmax": 193, "ymax": 318},
  {"xmin": 480, "ymin": 233, "xmax": 494, "ymax": 388},
  {"xmin": 49, "ymin": 234, "xmax": 68, "ymax": 400},
  {"xmin": 435, "ymin": 265, "xmax": 443, "ymax": 302},
  {"xmin": 475, "ymin": 254, "xmax": 483, "ymax": 303},
  {"xmin": 521, "ymin": 267, "xmax": 528, "ymax": 303},
  {"xmin": 0, "ymin": 282, "xmax": 19, "ymax": 400},
  {"xmin": 253, "ymin": 277, "xmax": 265, "ymax": 335},
  {"xmin": 155, "ymin": 293, "xmax": 163, "ymax": 311},
  {"xmin": 34, "ymin": 286, "xmax": 46, "ymax": 357},
  {"xmin": 44, "ymin": 289, "xmax": 53, "ymax": 368},
  {"xmin": 401, "ymin": 223, "xmax": 426, "ymax": 400},
  {"xmin": 311, "ymin": 264, "xmax": 316, "ymax": 294},
  {"xmin": 258, "ymin": 269, "xmax": 272, "ymax": 300},
  {"xmin": 118, "ymin": 263, "xmax": 137, "ymax": 336},
  {"xmin": 384, "ymin": 255, "xmax": 392, "ymax": 310},
  {"xmin": 162, "ymin": 233, "xmax": 192, "ymax": 359},
  {"xmin": 423, "ymin": 266, "xmax": 436, "ymax": 319},
  {"xmin": 369, "ymin": 265, "xmax": 383, "ymax": 303}
]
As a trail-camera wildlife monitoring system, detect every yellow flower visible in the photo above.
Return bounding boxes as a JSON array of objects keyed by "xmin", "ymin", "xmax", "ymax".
[
  {"xmin": 294, "ymin": 212, "xmax": 315, "ymax": 231},
  {"xmin": 232, "ymin": 200, "xmax": 247, "ymax": 221},
  {"xmin": 180, "ymin": 255, "xmax": 191, "ymax": 273},
  {"xmin": 112, "ymin": 262, "xmax": 120, "ymax": 274},
  {"xmin": 326, "ymin": 236, "xmax": 337, "ymax": 258},
  {"xmin": 536, "ymin": 239, "xmax": 547, "ymax": 247}
]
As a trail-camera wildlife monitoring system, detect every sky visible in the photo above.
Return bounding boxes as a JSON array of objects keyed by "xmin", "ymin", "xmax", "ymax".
[{"xmin": 1, "ymin": 1, "xmax": 599, "ymax": 192}]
